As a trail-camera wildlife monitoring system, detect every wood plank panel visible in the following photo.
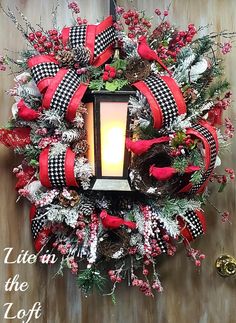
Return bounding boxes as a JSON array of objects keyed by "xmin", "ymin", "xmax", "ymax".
[{"xmin": 0, "ymin": 1, "xmax": 236, "ymax": 322}]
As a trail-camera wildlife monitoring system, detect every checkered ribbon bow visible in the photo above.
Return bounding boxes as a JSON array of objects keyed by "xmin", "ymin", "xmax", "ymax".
[
  {"xmin": 28, "ymin": 16, "xmax": 115, "ymax": 122},
  {"xmin": 178, "ymin": 209, "xmax": 206, "ymax": 242},
  {"xmin": 30, "ymin": 205, "xmax": 52, "ymax": 252},
  {"xmin": 179, "ymin": 120, "xmax": 219, "ymax": 194},
  {"xmin": 39, "ymin": 147, "xmax": 78, "ymax": 188},
  {"xmin": 133, "ymin": 74, "xmax": 187, "ymax": 129}
]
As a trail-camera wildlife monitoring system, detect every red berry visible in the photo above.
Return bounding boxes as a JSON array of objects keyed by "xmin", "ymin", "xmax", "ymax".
[
  {"xmin": 155, "ymin": 8, "xmax": 161, "ymax": 15},
  {"xmin": 143, "ymin": 269, "xmax": 149, "ymax": 276},
  {"xmin": 110, "ymin": 275, "xmax": 117, "ymax": 282},
  {"xmin": 186, "ymin": 36, "xmax": 193, "ymax": 43},
  {"xmin": 230, "ymin": 174, "xmax": 235, "ymax": 180},
  {"xmin": 109, "ymin": 71, "xmax": 116, "ymax": 78},
  {"xmin": 125, "ymin": 19, "xmax": 131, "ymax": 25},
  {"xmin": 116, "ymin": 277, "xmax": 122, "ymax": 283},
  {"xmin": 38, "ymin": 38, "xmax": 44, "ymax": 44},
  {"xmin": 195, "ymin": 260, "xmax": 201, "ymax": 267},
  {"xmin": 163, "ymin": 234, "xmax": 170, "ymax": 242},
  {"xmin": 128, "ymin": 33, "xmax": 135, "ymax": 39},
  {"xmin": 28, "ymin": 33, "xmax": 35, "ymax": 41},
  {"xmin": 33, "ymin": 44, "xmax": 39, "ymax": 49},
  {"xmin": 35, "ymin": 31, "xmax": 42, "ymax": 38},
  {"xmin": 38, "ymin": 47, "xmax": 45, "ymax": 53},
  {"xmin": 144, "ymin": 260, "xmax": 151, "ymax": 266},
  {"xmin": 102, "ymin": 73, "xmax": 109, "ymax": 81},
  {"xmin": 44, "ymin": 41, "xmax": 53, "ymax": 49},
  {"xmin": 128, "ymin": 26, "xmax": 135, "ymax": 31},
  {"xmin": 54, "ymin": 45, "xmax": 60, "ymax": 51},
  {"xmin": 133, "ymin": 19, "xmax": 139, "ymax": 25},
  {"xmin": 108, "ymin": 270, "xmax": 115, "ymax": 276},
  {"xmin": 123, "ymin": 13, "xmax": 128, "ymax": 19},
  {"xmin": 105, "ymin": 65, "xmax": 111, "ymax": 71},
  {"xmin": 51, "ymin": 35, "xmax": 59, "ymax": 42}
]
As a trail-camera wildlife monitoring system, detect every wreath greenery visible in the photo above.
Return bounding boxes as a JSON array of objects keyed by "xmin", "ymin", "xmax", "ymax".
[{"xmin": 0, "ymin": 2, "xmax": 235, "ymax": 298}]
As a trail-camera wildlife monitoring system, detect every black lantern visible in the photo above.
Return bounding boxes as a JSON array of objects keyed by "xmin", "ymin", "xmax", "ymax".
[{"xmin": 84, "ymin": 89, "xmax": 135, "ymax": 191}]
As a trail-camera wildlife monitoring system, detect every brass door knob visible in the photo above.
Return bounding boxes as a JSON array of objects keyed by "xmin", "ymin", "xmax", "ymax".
[{"xmin": 215, "ymin": 254, "xmax": 236, "ymax": 277}]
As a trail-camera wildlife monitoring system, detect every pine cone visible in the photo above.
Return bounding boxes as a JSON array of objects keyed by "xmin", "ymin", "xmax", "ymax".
[
  {"xmin": 56, "ymin": 50, "xmax": 75, "ymax": 67},
  {"xmin": 125, "ymin": 58, "xmax": 152, "ymax": 83},
  {"xmin": 58, "ymin": 190, "xmax": 80, "ymax": 207},
  {"xmin": 78, "ymin": 197, "xmax": 95, "ymax": 217},
  {"xmin": 72, "ymin": 140, "xmax": 89, "ymax": 155},
  {"xmin": 73, "ymin": 46, "xmax": 91, "ymax": 66},
  {"xmin": 62, "ymin": 129, "xmax": 81, "ymax": 143}
]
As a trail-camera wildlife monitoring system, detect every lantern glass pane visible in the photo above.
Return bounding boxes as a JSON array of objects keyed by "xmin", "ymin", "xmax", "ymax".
[
  {"xmin": 85, "ymin": 102, "xmax": 95, "ymax": 175},
  {"xmin": 100, "ymin": 102, "xmax": 128, "ymax": 177}
]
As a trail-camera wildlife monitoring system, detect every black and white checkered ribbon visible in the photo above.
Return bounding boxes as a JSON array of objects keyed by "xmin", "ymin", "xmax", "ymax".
[
  {"xmin": 144, "ymin": 74, "xmax": 179, "ymax": 127},
  {"xmin": 190, "ymin": 124, "xmax": 217, "ymax": 194},
  {"xmin": 93, "ymin": 26, "xmax": 115, "ymax": 59},
  {"xmin": 47, "ymin": 69, "xmax": 82, "ymax": 118},
  {"xmin": 48, "ymin": 151, "xmax": 67, "ymax": 187},
  {"xmin": 69, "ymin": 25, "xmax": 87, "ymax": 48},
  {"xmin": 31, "ymin": 62, "xmax": 59, "ymax": 86},
  {"xmin": 183, "ymin": 210, "xmax": 205, "ymax": 239}
]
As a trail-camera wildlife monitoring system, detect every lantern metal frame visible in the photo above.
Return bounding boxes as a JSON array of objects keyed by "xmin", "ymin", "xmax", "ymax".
[{"xmin": 84, "ymin": 88, "xmax": 136, "ymax": 191}]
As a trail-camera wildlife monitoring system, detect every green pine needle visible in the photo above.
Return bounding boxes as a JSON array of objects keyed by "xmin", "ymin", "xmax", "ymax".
[
  {"xmin": 172, "ymin": 157, "xmax": 188, "ymax": 173},
  {"xmin": 205, "ymin": 78, "xmax": 230, "ymax": 99},
  {"xmin": 190, "ymin": 170, "xmax": 203, "ymax": 185},
  {"xmin": 77, "ymin": 268, "xmax": 106, "ymax": 294}
]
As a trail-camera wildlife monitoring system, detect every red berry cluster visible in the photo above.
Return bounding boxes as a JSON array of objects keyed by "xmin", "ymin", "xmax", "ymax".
[
  {"xmin": 114, "ymin": 9, "xmax": 152, "ymax": 38},
  {"xmin": 131, "ymin": 277, "xmax": 154, "ymax": 297},
  {"xmin": 221, "ymin": 211, "xmax": 231, "ymax": 223},
  {"xmin": 210, "ymin": 168, "xmax": 235, "ymax": 184},
  {"xmin": 102, "ymin": 65, "xmax": 116, "ymax": 82},
  {"xmin": 28, "ymin": 30, "xmax": 65, "ymax": 55},
  {"xmin": 154, "ymin": 8, "xmax": 169, "ymax": 17},
  {"xmin": 171, "ymin": 24, "xmax": 197, "ymax": 49},
  {"xmin": 76, "ymin": 17, "xmax": 88, "ymax": 25},
  {"xmin": 223, "ymin": 117, "xmax": 235, "ymax": 140},
  {"xmin": 216, "ymin": 91, "xmax": 232, "ymax": 110},
  {"xmin": 157, "ymin": 23, "xmax": 197, "ymax": 60},
  {"xmin": 187, "ymin": 247, "xmax": 205, "ymax": 267},
  {"xmin": 108, "ymin": 270, "xmax": 122, "ymax": 283},
  {"xmin": 75, "ymin": 219, "xmax": 86, "ymax": 243},
  {"xmin": 170, "ymin": 133, "xmax": 195, "ymax": 157},
  {"xmin": 68, "ymin": 1, "xmax": 80, "ymax": 14}
]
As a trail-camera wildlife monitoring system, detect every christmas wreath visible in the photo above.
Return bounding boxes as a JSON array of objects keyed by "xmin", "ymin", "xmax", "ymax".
[{"xmin": 0, "ymin": 2, "xmax": 235, "ymax": 298}]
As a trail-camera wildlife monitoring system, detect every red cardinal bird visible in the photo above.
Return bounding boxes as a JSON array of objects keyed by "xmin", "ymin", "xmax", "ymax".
[
  {"xmin": 137, "ymin": 36, "xmax": 172, "ymax": 75},
  {"xmin": 100, "ymin": 210, "xmax": 136, "ymax": 230},
  {"xmin": 17, "ymin": 99, "xmax": 40, "ymax": 121},
  {"xmin": 150, "ymin": 165, "xmax": 201, "ymax": 181},
  {"xmin": 150, "ymin": 165, "xmax": 176, "ymax": 181},
  {"xmin": 126, "ymin": 136, "xmax": 169, "ymax": 156}
]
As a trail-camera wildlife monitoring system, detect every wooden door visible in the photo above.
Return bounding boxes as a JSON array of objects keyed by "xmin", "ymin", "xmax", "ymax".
[{"xmin": 0, "ymin": 1, "xmax": 236, "ymax": 322}]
